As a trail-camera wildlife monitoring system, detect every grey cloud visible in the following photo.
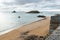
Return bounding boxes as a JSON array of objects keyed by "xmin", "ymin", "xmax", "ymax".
[
  {"xmin": 15, "ymin": 0, "xmax": 41, "ymax": 4},
  {"xmin": 2, "ymin": 0, "xmax": 60, "ymax": 10},
  {"xmin": 3, "ymin": 0, "xmax": 56, "ymax": 5},
  {"xmin": 3, "ymin": 0, "xmax": 42, "ymax": 5}
]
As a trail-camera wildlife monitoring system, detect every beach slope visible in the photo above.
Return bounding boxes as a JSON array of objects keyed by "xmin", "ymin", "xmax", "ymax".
[{"xmin": 0, "ymin": 17, "xmax": 50, "ymax": 40}]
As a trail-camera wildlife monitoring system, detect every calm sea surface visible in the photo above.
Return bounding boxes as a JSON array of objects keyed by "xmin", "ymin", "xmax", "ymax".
[{"xmin": 0, "ymin": 11, "xmax": 60, "ymax": 35}]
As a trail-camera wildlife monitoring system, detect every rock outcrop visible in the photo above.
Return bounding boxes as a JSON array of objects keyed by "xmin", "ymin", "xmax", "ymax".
[{"xmin": 37, "ymin": 15, "xmax": 46, "ymax": 18}]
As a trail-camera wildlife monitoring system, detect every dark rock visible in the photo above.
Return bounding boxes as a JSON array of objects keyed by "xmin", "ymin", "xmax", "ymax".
[
  {"xmin": 37, "ymin": 15, "xmax": 46, "ymax": 18},
  {"xmin": 21, "ymin": 31, "xmax": 29, "ymax": 35},
  {"xmin": 27, "ymin": 10, "xmax": 40, "ymax": 13},
  {"xmin": 12, "ymin": 10, "xmax": 16, "ymax": 13},
  {"xmin": 18, "ymin": 16, "xmax": 20, "ymax": 18}
]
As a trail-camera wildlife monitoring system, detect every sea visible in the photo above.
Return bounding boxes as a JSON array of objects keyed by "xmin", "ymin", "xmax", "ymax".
[{"xmin": 0, "ymin": 11, "xmax": 60, "ymax": 35}]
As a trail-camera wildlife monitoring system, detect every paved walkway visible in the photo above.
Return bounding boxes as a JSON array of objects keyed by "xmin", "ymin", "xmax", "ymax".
[{"xmin": 45, "ymin": 26, "xmax": 60, "ymax": 40}]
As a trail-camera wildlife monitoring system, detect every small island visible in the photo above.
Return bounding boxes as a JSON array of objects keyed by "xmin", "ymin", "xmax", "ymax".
[
  {"xmin": 27, "ymin": 10, "xmax": 40, "ymax": 13},
  {"xmin": 12, "ymin": 10, "xmax": 16, "ymax": 13}
]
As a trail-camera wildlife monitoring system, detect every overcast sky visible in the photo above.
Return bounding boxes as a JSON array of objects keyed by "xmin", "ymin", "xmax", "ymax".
[{"xmin": 0, "ymin": 0, "xmax": 60, "ymax": 11}]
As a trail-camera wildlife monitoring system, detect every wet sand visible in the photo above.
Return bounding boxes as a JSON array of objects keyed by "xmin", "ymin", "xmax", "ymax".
[{"xmin": 0, "ymin": 17, "xmax": 50, "ymax": 40}]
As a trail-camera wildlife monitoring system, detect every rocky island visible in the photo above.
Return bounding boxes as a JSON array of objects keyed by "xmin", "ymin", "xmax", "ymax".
[
  {"xmin": 27, "ymin": 10, "xmax": 40, "ymax": 13},
  {"xmin": 12, "ymin": 10, "xmax": 16, "ymax": 13}
]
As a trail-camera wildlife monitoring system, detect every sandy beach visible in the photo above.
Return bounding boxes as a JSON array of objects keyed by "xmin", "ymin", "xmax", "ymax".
[{"xmin": 0, "ymin": 17, "xmax": 50, "ymax": 40}]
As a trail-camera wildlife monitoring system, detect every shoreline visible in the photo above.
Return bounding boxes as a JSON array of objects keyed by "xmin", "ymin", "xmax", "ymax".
[
  {"xmin": 0, "ymin": 18, "xmax": 44, "ymax": 36},
  {"xmin": 0, "ymin": 17, "xmax": 50, "ymax": 40}
]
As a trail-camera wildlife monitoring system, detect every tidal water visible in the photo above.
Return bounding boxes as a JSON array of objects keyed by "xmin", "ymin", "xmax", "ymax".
[
  {"xmin": 0, "ymin": 11, "xmax": 60, "ymax": 35},
  {"xmin": 0, "ymin": 11, "xmax": 43, "ymax": 35}
]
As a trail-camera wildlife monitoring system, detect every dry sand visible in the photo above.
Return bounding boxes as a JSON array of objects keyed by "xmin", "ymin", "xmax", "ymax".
[{"xmin": 0, "ymin": 17, "xmax": 50, "ymax": 40}]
